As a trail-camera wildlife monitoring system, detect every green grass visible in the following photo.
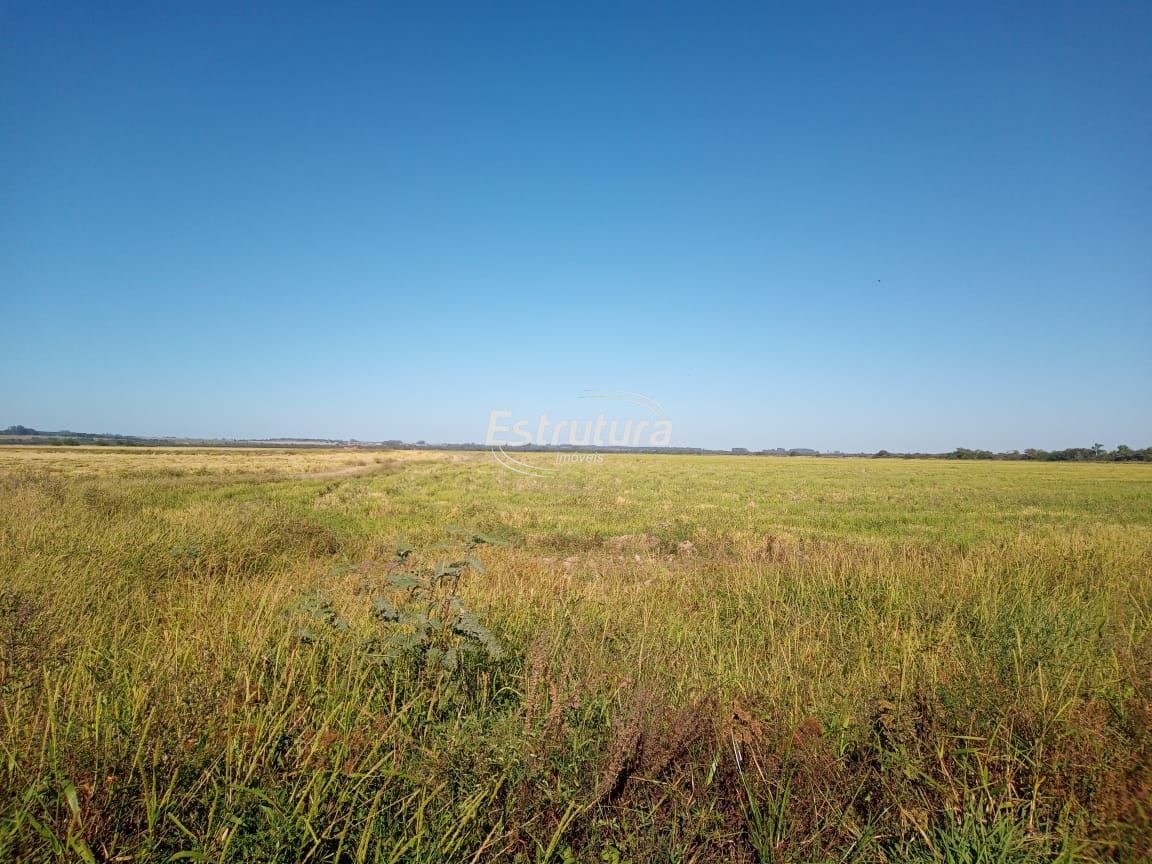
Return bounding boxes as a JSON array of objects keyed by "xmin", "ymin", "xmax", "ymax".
[{"xmin": 0, "ymin": 448, "xmax": 1149, "ymax": 862}]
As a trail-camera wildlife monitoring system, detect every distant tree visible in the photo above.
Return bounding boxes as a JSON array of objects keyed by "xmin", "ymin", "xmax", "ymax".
[
  {"xmin": 1092, "ymin": 442, "xmax": 1104, "ymax": 458},
  {"xmin": 1048, "ymin": 447, "xmax": 1094, "ymax": 461},
  {"xmin": 950, "ymin": 447, "xmax": 994, "ymax": 460}
]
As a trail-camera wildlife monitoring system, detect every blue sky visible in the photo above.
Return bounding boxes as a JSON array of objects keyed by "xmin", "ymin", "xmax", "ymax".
[{"xmin": 2, "ymin": 1, "xmax": 1149, "ymax": 451}]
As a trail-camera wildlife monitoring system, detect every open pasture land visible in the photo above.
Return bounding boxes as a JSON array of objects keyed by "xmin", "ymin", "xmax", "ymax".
[{"xmin": 1, "ymin": 447, "xmax": 1150, "ymax": 862}]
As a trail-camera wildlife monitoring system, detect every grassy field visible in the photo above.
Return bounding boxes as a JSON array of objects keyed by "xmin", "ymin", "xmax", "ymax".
[{"xmin": 0, "ymin": 447, "xmax": 1149, "ymax": 863}]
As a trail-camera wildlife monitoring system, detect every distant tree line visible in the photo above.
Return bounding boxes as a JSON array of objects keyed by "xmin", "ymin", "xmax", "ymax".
[
  {"xmin": 4, "ymin": 425, "xmax": 1150, "ymax": 462},
  {"xmin": 874, "ymin": 445, "xmax": 1152, "ymax": 462}
]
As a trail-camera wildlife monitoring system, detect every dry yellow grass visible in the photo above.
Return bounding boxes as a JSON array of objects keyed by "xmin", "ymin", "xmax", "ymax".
[{"xmin": 0, "ymin": 446, "xmax": 1149, "ymax": 862}]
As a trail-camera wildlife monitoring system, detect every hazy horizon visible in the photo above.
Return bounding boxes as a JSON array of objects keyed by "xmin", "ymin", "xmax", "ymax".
[{"xmin": 1, "ymin": 416, "xmax": 1146, "ymax": 456}]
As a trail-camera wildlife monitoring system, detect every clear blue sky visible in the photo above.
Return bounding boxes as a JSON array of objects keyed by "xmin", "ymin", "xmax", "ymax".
[{"xmin": 2, "ymin": 1, "xmax": 1149, "ymax": 451}]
